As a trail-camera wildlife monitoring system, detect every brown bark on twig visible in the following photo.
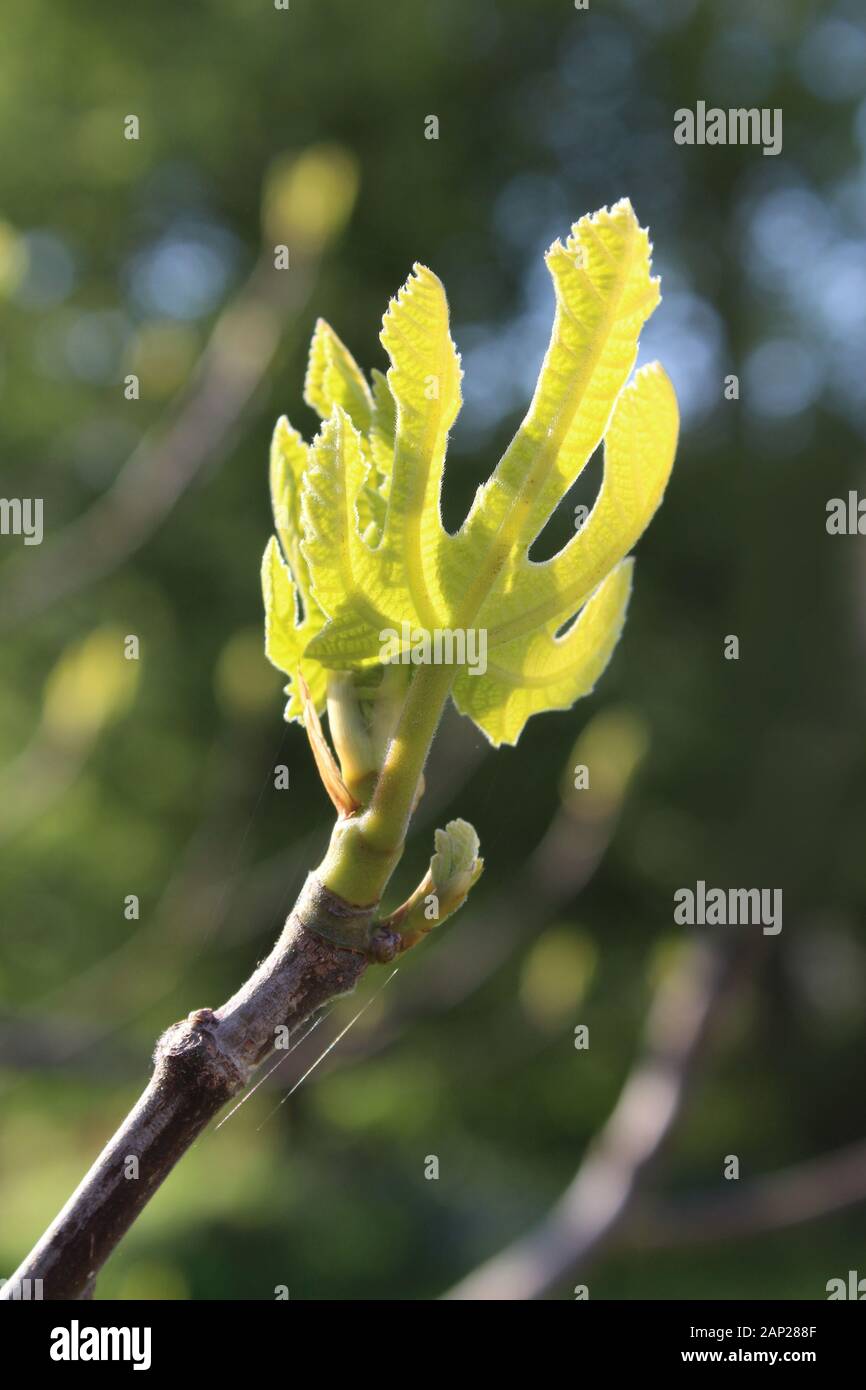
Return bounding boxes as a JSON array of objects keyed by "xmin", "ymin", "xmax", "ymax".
[{"xmin": 0, "ymin": 875, "xmax": 370, "ymax": 1301}]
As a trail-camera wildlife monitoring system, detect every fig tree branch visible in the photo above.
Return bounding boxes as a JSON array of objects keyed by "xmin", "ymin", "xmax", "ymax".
[
  {"xmin": 0, "ymin": 875, "xmax": 371, "ymax": 1302},
  {"xmin": 2, "ymin": 656, "xmax": 472, "ymax": 1303}
]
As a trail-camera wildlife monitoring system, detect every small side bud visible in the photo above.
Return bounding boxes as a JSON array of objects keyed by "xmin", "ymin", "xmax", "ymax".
[{"xmin": 381, "ymin": 819, "xmax": 484, "ymax": 954}]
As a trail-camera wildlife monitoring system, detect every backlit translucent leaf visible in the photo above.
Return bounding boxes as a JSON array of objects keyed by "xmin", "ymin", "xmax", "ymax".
[
  {"xmin": 304, "ymin": 318, "xmax": 373, "ymax": 434},
  {"xmin": 303, "ymin": 321, "xmax": 387, "ymax": 539},
  {"xmin": 261, "ymin": 535, "xmax": 327, "ymax": 720},
  {"xmin": 452, "ymin": 560, "xmax": 634, "ymax": 746},
  {"xmin": 301, "ymin": 407, "xmax": 396, "ymax": 662},
  {"xmin": 378, "ymin": 263, "xmax": 463, "ymax": 630},
  {"xmin": 270, "ymin": 417, "xmax": 315, "ymax": 606},
  {"xmin": 305, "ymin": 263, "xmax": 464, "ymax": 665},
  {"xmin": 443, "ymin": 198, "xmax": 661, "ymax": 619},
  {"xmin": 478, "ymin": 362, "xmax": 679, "ymax": 648},
  {"xmin": 369, "ymin": 366, "xmax": 396, "ymax": 491},
  {"xmin": 263, "ymin": 200, "xmax": 677, "ymax": 747}
]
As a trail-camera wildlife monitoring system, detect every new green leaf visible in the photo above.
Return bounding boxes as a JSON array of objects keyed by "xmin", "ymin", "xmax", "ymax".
[{"xmin": 262, "ymin": 198, "xmax": 678, "ymax": 749}]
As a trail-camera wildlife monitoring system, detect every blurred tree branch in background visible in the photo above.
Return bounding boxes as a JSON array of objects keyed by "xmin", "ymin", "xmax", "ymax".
[
  {"xmin": 629, "ymin": 1136, "xmax": 866, "ymax": 1252},
  {"xmin": 0, "ymin": 145, "xmax": 358, "ymax": 630},
  {"xmin": 447, "ymin": 939, "xmax": 745, "ymax": 1300},
  {"xmin": 0, "ymin": 626, "xmax": 139, "ymax": 842}
]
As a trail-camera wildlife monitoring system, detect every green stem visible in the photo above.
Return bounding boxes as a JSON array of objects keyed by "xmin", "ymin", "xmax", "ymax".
[
  {"xmin": 366, "ymin": 662, "xmax": 455, "ymax": 851},
  {"xmin": 317, "ymin": 662, "xmax": 455, "ymax": 906}
]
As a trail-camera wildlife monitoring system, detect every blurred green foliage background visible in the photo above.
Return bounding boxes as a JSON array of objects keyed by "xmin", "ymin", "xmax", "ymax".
[{"xmin": 2, "ymin": 0, "xmax": 865, "ymax": 1300}]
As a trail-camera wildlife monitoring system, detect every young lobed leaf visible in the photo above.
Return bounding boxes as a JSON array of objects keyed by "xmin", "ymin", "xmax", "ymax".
[{"xmin": 262, "ymin": 198, "xmax": 678, "ymax": 749}]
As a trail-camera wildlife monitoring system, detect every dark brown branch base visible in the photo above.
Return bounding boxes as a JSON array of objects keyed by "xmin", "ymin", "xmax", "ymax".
[{"xmin": 1, "ymin": 876, "xmax": 370, "ymax": 1301}]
